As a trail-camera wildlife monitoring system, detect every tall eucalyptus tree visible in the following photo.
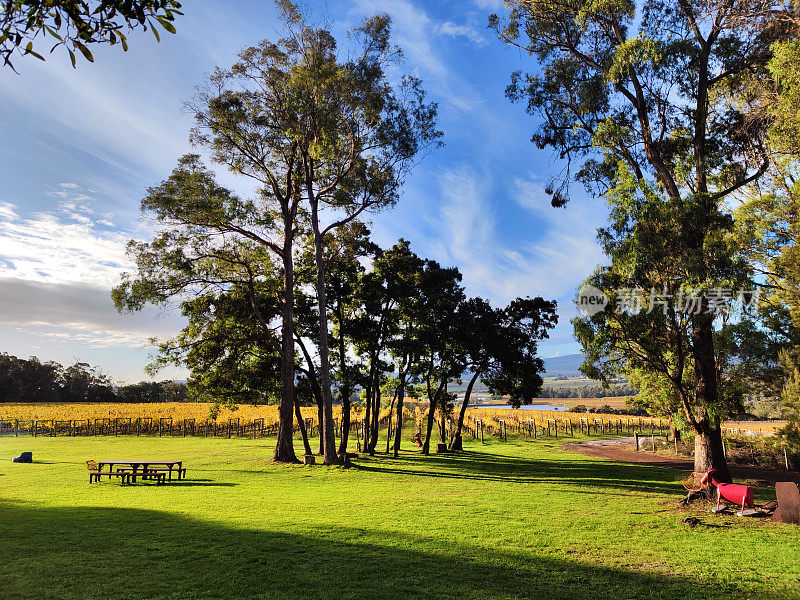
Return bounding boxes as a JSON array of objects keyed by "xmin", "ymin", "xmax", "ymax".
[
  {"xmin": 274, "ymin": 2, "xmax": 442, "ymax": 464},
  {"xmin": 493, "ymin": 0, "xmax": 789, "ymax": 478}
]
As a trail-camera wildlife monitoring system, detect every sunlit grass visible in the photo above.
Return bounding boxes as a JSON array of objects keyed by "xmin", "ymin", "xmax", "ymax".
[{"xmin": 1, "ymin": 430, "xmax": 798, "ymax": 599}]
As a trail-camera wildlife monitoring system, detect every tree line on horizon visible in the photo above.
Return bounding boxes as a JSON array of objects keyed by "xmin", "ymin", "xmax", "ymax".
[
  {"xmin": 536, "ymin": 384, "xmax": 638, "ymax": 399},
  {"xmin": 0, "ymin": 353, "xmax": 187, "ymax": 404}
]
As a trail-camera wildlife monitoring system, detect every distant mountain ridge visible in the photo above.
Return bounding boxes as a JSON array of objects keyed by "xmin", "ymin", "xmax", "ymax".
[
  {"xmin": 542, "ymin": 353, "xmax": 584, "ymax": 377},
  {"xmin": 448, "ymin": 353, "xmax": 587, "ymax": 394}
]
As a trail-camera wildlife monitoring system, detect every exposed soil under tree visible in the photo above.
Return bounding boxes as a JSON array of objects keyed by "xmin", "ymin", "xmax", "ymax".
[{"xmin": 563, "ymin": 438, "xmax": 800, "ymax": 485}]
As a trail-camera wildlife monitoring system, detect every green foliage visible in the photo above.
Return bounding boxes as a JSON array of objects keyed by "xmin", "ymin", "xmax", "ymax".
[
  {"xmin": 606, "ymin": 35, "xmax": 661, "ymax": 85},
  {"xmin": 768, "ymin": 39, "xmax": 800, "ymax": 156},
  {"xmin": 347, "ymin": 239, "xmax": 428, "ymax": 402},
  {"xmin": 480, "ymin": 297, "xmax": 558, "ymax": 407},
  {"xmin": 0, "ymin": 353, "xmax": 116, "ymax": 402},
  {"xmin": 0, "ymin": 0, "xmax": 181, "ymax": 69},
  {"xmin": 494, "ymin": 2, "xmax": 789, "ymax": 470},
  {"xmin": 115, "ymin": 380, "xmax": 187, "ymax": 403},
  {"xmin": 779, "ymin": 368, "xmax": 800, "ymax": 451},
  {"xmin": 624, "ymin": 366, "xmax": 681, "ymax": 420},
  {"xmin": 112, "ymin": 156, "xmax": 285, "ymax": 410},
  {"xmin": 178, "ymin": 3, "xmax": 441, "ymax": 462}
]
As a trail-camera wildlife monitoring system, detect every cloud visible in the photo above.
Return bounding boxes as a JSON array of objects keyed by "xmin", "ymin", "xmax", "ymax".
[
  {"xmin": 0, "ymin": 40, "xmax": 196, "ymax": 182},
  {"xmin": 510, "ymin": 175, "xmax": 610, "ymax": 353},
  {"xmin": 0, "ymin": 276, "xmax": 188, "ymax": 380},
  {"xmin": 0, "ymin": 277, "xmax": 184, "ymax": 348},
  {"xmin": 436, "ymin": 22, "xmax": 487, "ymax": 46},
  {"xmin": 0, "ymin": 193, "xmax": 133, "ymax": 287},
  {"xmin": 0, "ymin": 201, "xmax": 17, "ymax": 220},
  {"xmin": 408, "ymin": 167, "xmax": 606, "ymax": 357},
  {"xmin": 349, "ymin": 0, "xmax": 484, "ymax": 113},
  {"xmin": 0, "ymin": 187, "xmax": 185, "ymax": 351},
  {"xmin": 429, "ymin": 167, "xmax": 604, "ymax": 304}
]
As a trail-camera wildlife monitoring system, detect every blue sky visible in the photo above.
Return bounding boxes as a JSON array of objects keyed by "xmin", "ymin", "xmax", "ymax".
[{"xmin": 0, "ymin": 0, "xmax": 608, "ymax": 382}]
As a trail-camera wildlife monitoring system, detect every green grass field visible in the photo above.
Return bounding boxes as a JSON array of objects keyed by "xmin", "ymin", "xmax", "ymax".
[{"xmin": 1, "ymin": 432, "xmax": 798, "ymax": 600}]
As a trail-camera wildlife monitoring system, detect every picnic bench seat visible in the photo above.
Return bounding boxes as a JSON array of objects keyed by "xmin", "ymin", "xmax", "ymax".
[
  {"xmin": 87, "ymin": 460, "xmax": 130, "ymax": 484},
  {"xmin": 115, "ymin": 465, "xmax": 181, "ymax": 481},
  {"xmin": 86, "ymin": 461, "xmax": 166, "ymax": 485}
]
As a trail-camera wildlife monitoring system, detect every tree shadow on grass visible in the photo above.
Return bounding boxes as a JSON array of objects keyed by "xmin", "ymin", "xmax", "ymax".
[
  {"xmin": 167, "ymin": 479, "xmax": 238, "ymax": 487},
  {"xmin": 354, "ymin": 449, "xmax": 687, "ymax": 496},
  {"xmin": 0, "ymin": 501, "xmax": 781, "ymax": 600},
  {"xmin": 5, "ymin": 461, "xmax": 75, "ymax": 465}
]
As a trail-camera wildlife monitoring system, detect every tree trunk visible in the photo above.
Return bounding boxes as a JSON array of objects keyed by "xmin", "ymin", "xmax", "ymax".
[
  {"xmin": 274, "ymin": 234, "xmax": 299, "ymax": 464},
  {"xmin": 694, "ymin": 420, "xmax": 731, "ymax": 482},
  {"xmin": 691, "ymin": 312, "xmax": 731, "ymax": 482},
  {"xmin": 308, "ymin": 191, "xmax": 338, "ymax": 465},
  {"xmin": 385, "ymin": 388, "xmax": 398, "ymax": 453},
  {"xmin": 363, "ymin": 378, "xmax": 371, "ymax": 452},
  {"xmin": 367, "ymin": 371, "xmax": 380, "ymax": 454},
  {"xmin": 421, "ymin": 397, "xmax": 437, "ymax": 455},
  {"xmin": 438, "ymin": 382, "xmax": 451, "ymax": 444},
  {"xmin": 317, "ymin": 397, "xmax": 324, "ymax": 455},
  {"xmin": 337, "ymin": 296, "xmax": 351, "ymax": 455},
  {"xmin": 370, "ymin": 382, "xmax": 380, "ymax": 453},
  {"xmin": 451, "ymin": 371, "xmax": 479, "ymax": 451},
  {"xmin": 392, "ymin": 368, "xmax": 407, "ymax": 458},
  {"xmin": 669, "ymin": 419, "xmax": 681, "ymax": 442},
  {"xmin": 338, "ymin": 396, "xmax": 350, "ymax": 455},
  {"xmin": 338, "ymin": 397, "xmax": 350, "ymax": 455},
  {"xmin": 421, "ymin": 378, "xmax": 444, "ymax": 455},
  {"xmin": 296, "ymin": 336, "xmax": 325, "ymax": 456},
  {"xmin": 295, "ymin": 398, "xmax": 313, "ymax": 456}
]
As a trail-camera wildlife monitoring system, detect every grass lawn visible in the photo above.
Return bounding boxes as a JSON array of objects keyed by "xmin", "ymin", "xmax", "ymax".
[{"xmin": 1, "ymin": 432, "xmax": 798, "ymax": 600}]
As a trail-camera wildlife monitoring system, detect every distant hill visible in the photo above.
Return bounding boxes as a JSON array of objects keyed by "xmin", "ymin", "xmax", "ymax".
[
  {"xmin": 542, "ymin": 354, "xmax": 584, "ymax": 377},
  {"xmin": 448, "ymin": 353, "xmax": 587, "ymax": 395}
]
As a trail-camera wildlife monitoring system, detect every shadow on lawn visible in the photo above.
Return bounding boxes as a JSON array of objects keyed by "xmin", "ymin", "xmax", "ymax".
[
  {"xmin": 163, "ymin": 479, "xmax": 238, "ymax": 487},
  {"xmin": 353, "ymin": 449, "xmax": 685, "ymax": 495},
  {"xmin": 167, "ymin": 479, "xmax": 238, "ymax": 487},
  {"xmin": 0, "ymin": 502, "xmax": 776, "ymax": 600}
]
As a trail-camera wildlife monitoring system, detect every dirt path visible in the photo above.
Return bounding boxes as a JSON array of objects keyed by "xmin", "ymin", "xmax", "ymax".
[{"xmin": 563, "ymin": 437, "xmax": 800, "ymax": 484}]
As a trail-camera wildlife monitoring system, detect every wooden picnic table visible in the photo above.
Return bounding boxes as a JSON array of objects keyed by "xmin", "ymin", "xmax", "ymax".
[{"xmin": 98, "ymin": 460, "xmax": 184, "ymax": 483}]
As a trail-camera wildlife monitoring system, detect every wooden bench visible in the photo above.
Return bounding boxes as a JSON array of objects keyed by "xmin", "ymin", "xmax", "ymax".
[
  {"xmin": 114, "ymin": 466, "xmax": 174, "ymax": 483},
  {"xmin": 87, "ymin": 460, "xmax": 130, "ymax": 484},
  {"xmin": 87, "ymin": 461, "xmax": 166, "ymax": 485},
  {"xmin": 127, "ymin": 465, "xmax": 186, "ymax": 480}
]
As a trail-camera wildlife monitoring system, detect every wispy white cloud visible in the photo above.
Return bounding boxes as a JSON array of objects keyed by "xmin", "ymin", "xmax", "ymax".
[
  {"xmin": 0, "ymin": 192, "xmax": 132, "ymax": 287},
  {"xmin": 40, "ymin": 327, "xmax": 150, "ymax": 349},
  {"xmin": 409, "ymin": 167, "xmax": 606, "ymax": 356},
  {"xmin": 428, "ymin": 167, "xmax": 604, "ymax": 305},
  {"xmin": 0, "ymin": 0, "xmax": 599, "ymax": 370},
  {"xmin": 512, "ymin": 175, "xmax": 607, "ymax": 246},
  {"xmin": 436, "ymin": 22, "xmax": 487, "ymax": 46},
  {"xmin": 0, "ymin": 201, "xmax": 17, "ymax": 220},
  {"xmin": 349, "ymin": 0, "xmax": 485, "ymax": 113}
]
